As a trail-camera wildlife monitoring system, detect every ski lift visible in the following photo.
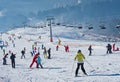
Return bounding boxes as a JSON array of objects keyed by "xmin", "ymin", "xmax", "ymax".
[
  {"xmin": 48, "ymin": 24, "xmax": 51, "ymax": 26},
  {"xmin": 116, "ymin": 25, "xmax": 120, "ymax": 28},
  {"xmin": 56, "ymin": 23, "xmax": 60, "ymax": 25},
  {"xmin": 88, "ymin": 26, "xmax": 93, "ymax": 30},
  {"xmin": 99, "ymin": 25, "xmax": 106, "ymax": 29},
  {"xmin": 78, "ymin": 26, "xmax": 83, "ymax": 29}
]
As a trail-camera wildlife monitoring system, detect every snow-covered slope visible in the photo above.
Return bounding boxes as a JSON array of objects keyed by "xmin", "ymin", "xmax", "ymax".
[{"xmin": 0, "ymin": 26, "xmax": 120, "ymax": 82}]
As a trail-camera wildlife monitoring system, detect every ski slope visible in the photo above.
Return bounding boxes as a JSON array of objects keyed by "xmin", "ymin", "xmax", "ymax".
[{"xmin": 0, "ymin": 26, "xmax": 120, "ymax": 82}]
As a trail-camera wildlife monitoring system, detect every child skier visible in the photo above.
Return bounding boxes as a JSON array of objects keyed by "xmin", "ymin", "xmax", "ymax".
[
  {"xmin": 37, "ymin": 53, "xmax": 43, "ymax": 68},
  {"xmin": 74, "ymin": 50, "xmax": 87, "ymax": 77}
]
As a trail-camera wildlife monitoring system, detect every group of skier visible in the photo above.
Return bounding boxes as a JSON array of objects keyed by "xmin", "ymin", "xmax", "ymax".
[
  {"xmin": 29, "ymin": 52, "xmax": 43, "ymax": 68},
  {"xmin": 3, "ymin": 51, "xmax": 16, "ymax": 68},
  {"xmin": 1, "ymin": 34, "xmax": 120, "ymax": 77}
]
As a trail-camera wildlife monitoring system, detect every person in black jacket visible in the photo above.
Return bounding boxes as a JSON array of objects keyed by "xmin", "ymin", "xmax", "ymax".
[
  {"xmin": 88, "ymin": 45, "xmax": 93, "ymax": 56},
  {"xmin": 10, "ymin": 53, "xmax": 16, "ymax": 68},
  {"xmin": 48, "ymin": 48, "xmax": 51, "ymax": 59},
  {"xmin": 106, "ymin": 44, "xmax": 112, "ymax": 54},
  {"xmin": 21, "ymin": 50, "xmax": 25, "ymax": 59},
  {"xmin": 3, "ymin": 53, "xmax": 8, "ymax": 65}
]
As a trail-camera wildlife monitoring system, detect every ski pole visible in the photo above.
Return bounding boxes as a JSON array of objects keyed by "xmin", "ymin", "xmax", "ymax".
[
  {"xmin": 71, "ymin": 61, "xmax": 75, "ymax": 76},
  {"xmin": 85, "ymin": 59, "xmax": 94, "ymax": 69}
]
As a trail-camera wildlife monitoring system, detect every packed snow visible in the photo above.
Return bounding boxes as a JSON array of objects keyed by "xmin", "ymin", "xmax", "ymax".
[{"xmin": 0, "ymin": 26, "xmax": 120, "ymax": 82}]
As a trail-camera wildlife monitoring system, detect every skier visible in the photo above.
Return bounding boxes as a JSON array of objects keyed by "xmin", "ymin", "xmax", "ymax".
[
  {"xmin": 43, "ymin": 47, "xmax": 47, "ymax": 58},
  {"xmin": 112, "ymin": 43, "xmax": 115, "ymax": 51},
  {"xmin": 38, "ymin": 47, "xmax": 40, "ymax": 53},
  {"xmin": 64, "ymin": 45, "xmax": 67, "ymax": 52},
  {"xmin": 34, "ymin": 46, "xmax": 37, "ymax": 53},
  {"xmin": 64, "ymin": 45, "xmax": 69, "ymax": 52},
  {"xmin": 3, "ymin": 53, "xmax": 8, "ymax": 65},
  {"xmin": 47, "ymin": 48, "xmax": 51, "ymax": 59},
  {"xmin": 37, "ymin": 53, "xmax": 43, "ymax": 68},
  {"xmin": 29, "ymin": 53, "xmax": 39, "ymax": 68},
  {"xmin": 21, "ymin": 49, "xmax": 25, "ymax": 59},
  {"xmin": 42, "ymin": 44, "xmax": 44, "ymax": 50},
  {"xmin": 13, "ymin": 43, "xmax": 15, "ymax": 47},
  {"xmin": 106, "ymin": 44, "xmax": 112, "ymax": 54},
  {"xmin": 88, "ymin": 45, "xmax": 92, "ymax": 56},
  {"xmin": 3, "ymin": 48, "xmax": 5, "ymax": 55},
  {"xmin": 66, "ymin": 45, "xmax": 69, "ymax": 52},
  {"xmin": 32, "ymin": 44, "xmax": 34, "ymax": 51},
  {"xmin": 58, "ymin": 39, "xmax": 61, "ymax": 45},
  {"xmin": 24, "ymin": 47, "xmax": 26, "ymax": 53},
  {"xmin": 74, "ymin": 50, "xmax": 87, "ymax": 77},
  {"xmin": 56, "ymin": 45, "xmax": 59, "ymax": 51},
  {"xmin": 30, "ymin": 50, "xmax": 35, "ymax": 57},
  {"xmin": 10, "ymin": 53, "xmax": 16, "ymax": 68}
]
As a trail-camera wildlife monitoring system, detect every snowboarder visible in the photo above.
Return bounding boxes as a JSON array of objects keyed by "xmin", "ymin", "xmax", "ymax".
[
  {"xmin": 47, "ymin": 48, "xmax": 51, "ymax": 59},
  {"xmin": 74, "ymin": 50, "xmax": 87, "ymax": 77},
  {"xmin": 37, "ymin": 53, "xmax": 43, "ymax": 68},
  {"xmin": 10, "ymin": 53, "xmax": 16, "ymax": 68},
  {"xmin": 3, "ymin": 53, "xmax": 8, "ymax": 65},
  {"xmin": 30, "ymin": 53, "xmax": 39, "ymax": 68},
  {"xmin": 88, "ymin": 45, "xmax": 92, "ymax": 56},
  {"xmin": 21, "ymin": 49, "xmax": 25, "ymax": 59},
  {"xmin": 106, "ymin": 44, "xmax": 112, "ymax": 54}
]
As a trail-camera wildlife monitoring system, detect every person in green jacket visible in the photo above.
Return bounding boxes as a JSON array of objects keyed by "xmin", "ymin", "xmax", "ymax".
[{"xmin": 74, "ymin": 50, "xmax": 87, "ymax": 77}]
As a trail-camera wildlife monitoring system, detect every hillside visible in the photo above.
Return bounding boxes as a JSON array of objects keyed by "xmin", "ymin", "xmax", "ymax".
[
  {"xmin": 0, "ymin": 26, "xmax": 120, "ymax": 82},
  {"xmin": 0, "ymin": 0, "xmax": 120, "ymax": 38}
]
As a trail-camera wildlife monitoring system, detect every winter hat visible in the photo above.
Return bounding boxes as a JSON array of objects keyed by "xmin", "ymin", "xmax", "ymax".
[{"xmin": 78, "ymin": 50, "xmax": 81, "ymax": 53}]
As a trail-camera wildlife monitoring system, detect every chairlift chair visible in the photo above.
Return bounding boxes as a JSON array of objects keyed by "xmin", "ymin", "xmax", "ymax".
[
  {"xmin": 88, "ymin": 26, "xmax": 93, "ymax": 30},
  {"xmin": 99, "ymin": 25, "xmax": 106, "ymax": 29},
  {"xmin": 116, "ymin": 25, "xmax": 120, "ymax": 28},
  {"xmin": 78, "ymin": 26, "xmax": 83, "ymax": 29}
]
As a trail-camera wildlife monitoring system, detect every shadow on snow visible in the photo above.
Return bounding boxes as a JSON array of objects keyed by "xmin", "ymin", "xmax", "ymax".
[{"xmin": 89, "ymin": 73, "xmax": 120, "ymax": 77}]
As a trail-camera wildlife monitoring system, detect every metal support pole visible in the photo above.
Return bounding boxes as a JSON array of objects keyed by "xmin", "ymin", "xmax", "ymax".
[{"xmin": 47, "ymin": 17, "xmax": 54, "ymax": 42}]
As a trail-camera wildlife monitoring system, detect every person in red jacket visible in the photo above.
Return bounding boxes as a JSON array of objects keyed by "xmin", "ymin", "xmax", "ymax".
[
  {"xmin": 64, "ymin": 45, "xmax": 69, "ymax": 52},
  {"xmin": 56, "ymin": 45, "xmax": 59, "ymax": 51},
  {"xmin": 113, "ymin": 43, "xmax": 115, "ymax": 51},
  {"xmin": 30, "ymin": 53, "xmax": 39, "ymax": 68}
]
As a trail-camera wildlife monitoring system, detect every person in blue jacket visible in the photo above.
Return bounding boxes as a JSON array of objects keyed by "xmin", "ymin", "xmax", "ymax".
[{"xmin": 37, "ymin": 53, "xmax": 43, "ymax": 68}]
